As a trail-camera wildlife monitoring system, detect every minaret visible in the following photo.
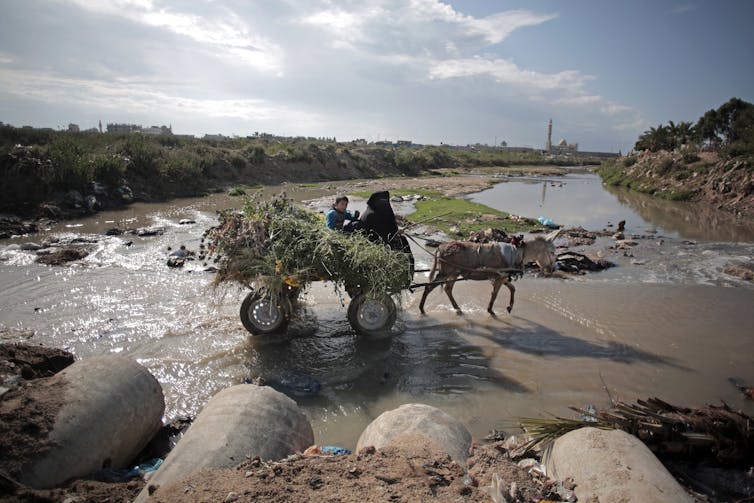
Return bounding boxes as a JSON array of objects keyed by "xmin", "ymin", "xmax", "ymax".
[
  {"xmin": 99, "ymin": 120, "xmax": 103, "ymax": 133},
  {"xmin": 546, "ymin": 119, "xmax": 552, "ymax": 152}
]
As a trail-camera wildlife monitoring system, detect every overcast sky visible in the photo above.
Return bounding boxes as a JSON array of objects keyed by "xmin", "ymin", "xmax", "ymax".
[{"xmin": 1, "ymin": 0, "xmax": 752, "ymax": 152}]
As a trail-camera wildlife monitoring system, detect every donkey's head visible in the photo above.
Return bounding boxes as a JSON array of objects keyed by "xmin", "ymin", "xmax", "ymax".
[{"xmin": 522, "ymin": 229, "xmax": 561, "ymax": 272}]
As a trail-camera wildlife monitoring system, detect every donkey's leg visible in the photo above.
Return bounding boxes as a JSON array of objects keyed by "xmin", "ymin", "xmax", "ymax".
[
  {"xmin": 418, "ymin": 255, "xmax": 440, "ymax": 314},
  {"xmin": 419, "ymin": 282, "xmax": 443, "ymax": 314},
  {"xmin": 505, "ymin": 281, "xmax": 516, "ymax": 313},
  {"xmin": 487, "ymin": 277, "xmax": 505, "ymax": 315},
  {"xmin": 443, "ymin": 275, "xmax": 462, "ymax": 314},
  {"xmin": 419, "ymin": 271, "xmax": 446, "ymax": 314}
]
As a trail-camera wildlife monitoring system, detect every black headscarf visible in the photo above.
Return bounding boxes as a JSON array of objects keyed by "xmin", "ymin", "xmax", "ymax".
[{"xmin": 358, "ymin": 191, "xmax": 398, "ymax": 244}]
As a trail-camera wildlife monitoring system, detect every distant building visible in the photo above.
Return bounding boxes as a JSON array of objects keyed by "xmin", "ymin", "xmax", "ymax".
[
  {"xmin": 552, "ymin": 138, "xmax": 578, "ymax": 154},
  {"xmin": 142, "ymin": 125, "xmax": 173, "ymax": 136},
  {"xmin": 545, "ymin": 119, "xmax": 578, "ymax": 153},
  {"xmin": 107, "ymin": 123, "xmax": 141, "ymax": 133},
  {"xmin": 67, "ymin": 123, "xmax": 80, "ymax": 132},
  {"xmin": 396, "ymin": 140, "xmax": 412, "ymax": 147},
  {"xmin": 351, "ymin": 139, "xmax": 367, "ymax": 146},
  {"xmin": 374, "ymin": 140, "xmax": 392, "ymax": 147}
]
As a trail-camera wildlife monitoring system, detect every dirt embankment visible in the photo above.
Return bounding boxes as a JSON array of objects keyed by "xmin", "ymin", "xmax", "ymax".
[
  {"xmin": 149, "ymin": 436, "xmax": 559, "ymax": 503},
  {"xmin": 599, "ymin": 151, "xmax": 754, "ymax": 218},
  {"xmin": 0, "ymin": 343, "xmax": 564, "ymax": 503}
]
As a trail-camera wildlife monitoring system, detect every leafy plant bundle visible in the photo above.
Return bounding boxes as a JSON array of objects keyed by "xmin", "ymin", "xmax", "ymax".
[{"xmin": 203, "ymin": 194, "xmax": 411, "ymax": 300}]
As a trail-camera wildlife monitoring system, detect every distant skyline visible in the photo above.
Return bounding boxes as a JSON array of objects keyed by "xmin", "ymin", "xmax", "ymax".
[{"xmin": 1, "ymin": 1, "xmax": 753, "ymax": 152}]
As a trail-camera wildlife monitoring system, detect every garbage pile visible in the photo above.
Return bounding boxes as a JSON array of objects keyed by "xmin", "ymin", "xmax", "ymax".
[
  {"xmin": 202, "ymin": 195, "xmax": 411, "ymax": 299},
  {"xmin": 555, "ymin": 251, "xmax": 614, "ymax": 273},
  {"xmin": 467, "ymin": 227, "xmax": 513, "ymax": 243}
]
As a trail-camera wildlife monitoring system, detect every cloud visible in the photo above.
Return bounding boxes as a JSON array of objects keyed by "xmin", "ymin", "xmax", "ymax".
[
  {"xmin": 297, "ymin": 1, "xmax": 556, "ymax": 55},
  {"xmin": 428, "ymin": 57, "xmax": 594, "ymax": 93},
  {"xmin": 553, "ymin": 95, "xmax": 603, "ymax": 106},
  {"xmin": 59, "ymin": 0, "xmax": 283, "ymax": 72},
  {"xmin": 401, "ymin": 1, "xmax": 557, "ymax": 44},
  {"xmin": 0, "ymin": 67, "xmax": 320, "ymax": 127},
  {"xmin": 0, "ymin": 1, "xmax": 646, "ymax": 150},
  {"xmin": 601, "ymin": 102, "xmax": 633, "ymax": 116}
]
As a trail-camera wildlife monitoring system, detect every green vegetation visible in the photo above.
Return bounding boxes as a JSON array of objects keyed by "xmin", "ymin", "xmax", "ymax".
[
  {"xmin": 228, "ymin": 184, "xmax": 263, "ymax": 196},
  {"xmin": 598, "ymin": 97, "xmax": 753, "ymax": 208},
  {"xmin": 634, "ymin": 97, "xmax": 754, "ymax": 160},
  {"xmin": 597, "ymin": 162, "xmax": 698, "ymax": 201},
  {"xmin": 409, "ymin": 192, "xmax": 539, "ymax": 235},
  {"xmin": 205, "ymin": 195, "xmax": 411, "ymax": 300},
  {"xmin": 0, "ymin": 122, "xmax": 606, "ymax": 217},
  {"xmin": 368, "ymin": 189, "xmax": 541, "ymax": 237},
  {"xmin": 353, "ymin": 189, "xmax": 540, "ymax": 236}
]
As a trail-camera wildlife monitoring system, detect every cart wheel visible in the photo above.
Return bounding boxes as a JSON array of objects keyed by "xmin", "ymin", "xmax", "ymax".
[
  {"xmin": 240, "ymin": 290, "xmax": 292, "ymax": 335},
  {"xmin": 347, "ymin": 294, "xmax": 397, "ymax": 336}
]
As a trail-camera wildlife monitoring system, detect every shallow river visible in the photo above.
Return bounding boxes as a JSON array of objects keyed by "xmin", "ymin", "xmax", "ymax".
[{"xmin": 1, "ymin": 174, "xmax": 753, "ymax": 448}]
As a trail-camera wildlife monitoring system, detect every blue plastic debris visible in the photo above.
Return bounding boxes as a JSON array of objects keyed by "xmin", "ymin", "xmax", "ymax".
[
  {"xmin": 90, "ymin": 458, "xmax": 163, "ymax": 482},
  {"xmin": 537, "ymin": 216, "xmax": 558, "ymax": 228},
  {"xmin": 320, "ymin": 446, "xmax": 352, "ymax": 456}
]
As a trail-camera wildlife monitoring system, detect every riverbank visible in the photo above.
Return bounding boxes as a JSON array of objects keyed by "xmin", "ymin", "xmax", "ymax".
[
  {"xmin": 598, "ymin": 150, "xmax": 753, "ymax": 219},
  {"xmin": 0, "ymin": 123, "xmax": 601, "ymax": 238},
  {"xmin": 0, "ymin": 171, "xmax": 551, "ymax": 240},
  {"xmin": 3, "ymin": 343, "xmax": 752, "ymax": 502}
]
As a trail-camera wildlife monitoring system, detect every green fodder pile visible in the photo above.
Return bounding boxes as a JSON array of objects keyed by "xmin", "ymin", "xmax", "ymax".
[{"xmin": 202, "ymin": 195, "xmax": 411, "ymax": 300}]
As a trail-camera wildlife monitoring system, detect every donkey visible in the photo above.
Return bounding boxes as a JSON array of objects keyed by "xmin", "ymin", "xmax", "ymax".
[{"xmin": 418, "ymin": 230, "xmax": 560, "ymax": 316}]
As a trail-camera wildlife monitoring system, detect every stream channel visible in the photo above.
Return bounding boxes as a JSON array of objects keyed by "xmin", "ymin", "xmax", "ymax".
[{"xmin": 1, "ymin": 172, "xmax": 753, "ymax": 448}]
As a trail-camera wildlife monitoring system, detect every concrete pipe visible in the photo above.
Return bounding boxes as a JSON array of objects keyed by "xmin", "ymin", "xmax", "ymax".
[
  {"xmin": 135, "ymin": 384, "xmax": 313, "ymax": 502},
  {"xmin": 21, "ymin": 355, "xmax": 164, "ymax": 489},
  {"xmin": 355, "ymin": 403, "xmax": 471, "ymax": 464},
  {"xmin": 544, "ymin": 427, "xmax": 693, "ymax": 502}
]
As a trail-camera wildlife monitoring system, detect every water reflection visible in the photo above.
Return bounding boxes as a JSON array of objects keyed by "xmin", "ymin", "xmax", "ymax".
[
  {"xmin": 472, "ymin": 173, "xmax": 754, "ymax": 242},
  {"xmin": 604, "ymin": 185, "xmax": 754, "ymax": 242},
  {"xmin": 472, "ymin": 174, "xmax": 649, "ymax": 231}
]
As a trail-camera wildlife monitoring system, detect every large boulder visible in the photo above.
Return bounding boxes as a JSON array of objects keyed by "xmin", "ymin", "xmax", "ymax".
[
  {"xmin": 356, "ymin": 403, "xmax": 471, "ymax": 464},
  {"xmin": 135, "ymin": 384, "xmax": 313, "ymax": 502},
  {"xmin": 544, "ymin": 427, "xmax": 693, "ymax": 502},
  {"xmin": 18, "ymin": 355, "xmax": 164, "ymax": 489}
]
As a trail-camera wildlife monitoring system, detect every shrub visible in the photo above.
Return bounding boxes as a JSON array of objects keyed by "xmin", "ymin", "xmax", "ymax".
[
  {"xmin": 655, "ymin": 157, "xmax": 674, "ymax": 176},
  {"xmin": 48, "ymin": 137, "xmax": 91, "ymax": 190},
  {"xmin": 122, "ymin": 135, "xmax": 161, "ymax": 179},
  {"xmin": 91, "ymin": 154, "xmax": 127, "ymax": 186},
  {"xmin": 245, "ymin": 146, "xmax": 266, "ymax": 165}
]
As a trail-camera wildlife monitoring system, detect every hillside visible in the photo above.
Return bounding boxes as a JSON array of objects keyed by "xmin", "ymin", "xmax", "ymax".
[
  {"xmin": 598, "ymin": 150, "xmax": 753, "ymax": 218},
  {"xmin": 597, "ymin": 97, "xmax": 754, "ymax": 219},
  {"xmin": 0, "ymin": 126, "xmax": 601, "ymax": 223}
]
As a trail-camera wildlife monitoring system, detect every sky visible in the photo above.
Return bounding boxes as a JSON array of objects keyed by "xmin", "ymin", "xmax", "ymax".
[{"xmin": 0, "ymin": 1, "xmax": 752, "ymax": 153}]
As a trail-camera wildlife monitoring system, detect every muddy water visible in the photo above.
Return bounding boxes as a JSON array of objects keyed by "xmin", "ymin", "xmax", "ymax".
[
  {"xmin": 1, "ymin": 180, "xmax": 753, "ymax": 450},
  {"xmin": 472, "ymin": 172, "xmax": 754, "ymax": 242}
]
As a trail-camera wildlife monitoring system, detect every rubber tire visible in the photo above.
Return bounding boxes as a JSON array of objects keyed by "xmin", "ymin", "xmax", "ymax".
[
  {"xmin": 240, "ymin": 290, "xmax": 292, "ymax": 335},
  {"xmin": 347, "ymin": 293, "xmax": 397, "ymax": 336}
]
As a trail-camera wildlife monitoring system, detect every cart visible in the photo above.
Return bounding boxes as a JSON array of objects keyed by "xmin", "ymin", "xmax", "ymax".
[{"xmin": 239, "ymin": 234, "xmax": 414, "ymax": 337}]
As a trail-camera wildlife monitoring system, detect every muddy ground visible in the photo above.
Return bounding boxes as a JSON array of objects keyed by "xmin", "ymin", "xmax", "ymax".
[{"xmin": 147, "ymin": 436, "xmax": 563, "ymax": 503}]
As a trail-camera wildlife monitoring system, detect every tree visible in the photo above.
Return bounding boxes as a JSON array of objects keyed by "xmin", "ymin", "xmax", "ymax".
[{"xmin": 694, "ymin": 97, "xmax": 754, "ymax": 148}]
